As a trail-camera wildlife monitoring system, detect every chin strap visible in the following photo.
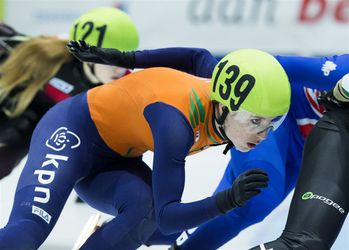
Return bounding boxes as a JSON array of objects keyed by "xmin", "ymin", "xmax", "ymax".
[
  {"xmin": 223, "ymin": 142, "xmax": 234, "ymax": 155},
  {"xmin": 213, "ymin": 103, "xmax": 235, "ymax": 155}
]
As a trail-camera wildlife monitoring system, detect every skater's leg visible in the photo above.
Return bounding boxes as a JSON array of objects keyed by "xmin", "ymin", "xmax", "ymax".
[
  {"xmin": 0, "ymin": 94, "xmax": 98, "ymax": 249},
  {"xmin": 250, "ymin": 110, "xmax": 349, "ymax": 249},
  {"xmin": 76, "ymin": 159, "xmax": 156, "ymax": 250}
]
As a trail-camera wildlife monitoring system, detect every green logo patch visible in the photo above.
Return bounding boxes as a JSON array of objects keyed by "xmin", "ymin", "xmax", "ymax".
[{"xmin": 302, "ymin": 192, "xmax": 313, "ymax": 200}]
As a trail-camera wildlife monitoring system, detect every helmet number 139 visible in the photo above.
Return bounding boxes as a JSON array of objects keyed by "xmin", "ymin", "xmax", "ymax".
[{"xmin": 212, "ymin": 60, "xmax": 255, "ymax": 111}]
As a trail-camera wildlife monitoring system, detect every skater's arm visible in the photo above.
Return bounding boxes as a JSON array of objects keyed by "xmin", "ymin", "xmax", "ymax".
[
  {"xmin": 133, "ymin": 47, "xmax": 217, "ymax": 77},
  {"xmin": 67, "ymin": 41, "xmax": 218, "ymax": 77},
  {"xmin": 176, "ymin": 142, "xmax": 288, "ymax": 249},
  {"xmin": 144, "ymin": 102, "xmax": 221, "ymax": 234},
  {"xmin": 275, "ymin": 54, "xmax": 349, "ymax": 90},
  {"xmin": 144, "ymin": 103, "xmax": 268, "ymax": 235}
]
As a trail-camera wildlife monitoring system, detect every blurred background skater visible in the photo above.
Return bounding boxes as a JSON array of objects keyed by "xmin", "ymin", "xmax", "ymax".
[{"xmin": 0, "ymin": 7, "xmax": 139, "ymax": 180}]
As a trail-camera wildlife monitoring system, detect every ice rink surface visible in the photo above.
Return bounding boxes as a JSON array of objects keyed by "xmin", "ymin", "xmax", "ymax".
[{"xmin": 1, "ymin": 146, "xmax": 348, "ymax": 250}]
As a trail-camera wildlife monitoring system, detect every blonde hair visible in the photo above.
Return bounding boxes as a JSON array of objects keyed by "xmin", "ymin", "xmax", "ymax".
[{"xmin": 0, "ymin": 36, "xmax": 72, "ymax": 117}]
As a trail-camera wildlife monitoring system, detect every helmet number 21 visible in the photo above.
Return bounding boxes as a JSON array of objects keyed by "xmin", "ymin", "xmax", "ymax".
[
  {"xmin": 212, "ymin": 60, "xmax": 255, "ymax": 111},
  {"xmin": 72, "ymin": 21, "xmax": 107, "ymax": 47}
]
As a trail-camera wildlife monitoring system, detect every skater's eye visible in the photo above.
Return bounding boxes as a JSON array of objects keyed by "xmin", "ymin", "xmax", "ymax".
[{"xmin": 251, "ymin": 118, "xmax": 261, "ymax": 126}]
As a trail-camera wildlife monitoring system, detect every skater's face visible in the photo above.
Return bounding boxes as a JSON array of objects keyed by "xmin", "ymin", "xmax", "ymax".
[
  {"xmin": 222, "ymin": 108, "xmax": 277, "ymax": 152},
  {"xmin": 93, "ymin": 64, "xmax": 127, "ymax": 84}
]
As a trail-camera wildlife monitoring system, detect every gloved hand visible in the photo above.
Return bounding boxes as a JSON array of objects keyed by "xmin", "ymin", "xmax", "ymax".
[
  {"xmin": 318, "ymin": 89, "xmax": 349, "ymax": 112},
  {"xmin": 66, "ymin": 40, "xmax": 136, "ymax": 68},
  {"xmin": 317, "ymin": 90, "xmax": 340, "ymax": 111},
  {"xmin": 318, "ymin": 74, "xmax": 349, "ymax": 111},
  {"xmin": 215, "ymin": 168, "xmax": 269, "ymax": 213}
]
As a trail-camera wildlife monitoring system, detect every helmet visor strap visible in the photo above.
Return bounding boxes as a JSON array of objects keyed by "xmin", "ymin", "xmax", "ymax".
[{"xmin": 214, "ymin": 104, "xmax": 235, "ymax": 154}]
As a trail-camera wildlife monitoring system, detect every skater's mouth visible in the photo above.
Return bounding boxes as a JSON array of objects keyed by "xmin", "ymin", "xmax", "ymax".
[{"xmin": 247, "ymin": 142, "xmax": 257, "ymax": 149}]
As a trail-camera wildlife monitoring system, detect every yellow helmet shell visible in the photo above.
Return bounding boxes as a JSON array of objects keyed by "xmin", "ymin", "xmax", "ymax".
[
  {"xmin": 70, "ymin": 7, "xmax": 139, "ymax": 51},
  {"xmin": 211, "ymin": 49, "xmax": 291, "ymax": 117}
]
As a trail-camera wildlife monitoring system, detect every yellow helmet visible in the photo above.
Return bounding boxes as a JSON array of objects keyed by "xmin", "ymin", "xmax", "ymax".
[
  {"xmin": 70, "ymin": 7, "xmax": 139, "ymax": 51},
  {"xmin": 211, "ymin": 49, "xmax": 291, "ymax": 117}
]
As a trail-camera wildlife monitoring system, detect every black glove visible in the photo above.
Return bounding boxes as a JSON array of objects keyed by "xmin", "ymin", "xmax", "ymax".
[
  {"xmin": 215, "ymin": 168, "xmax": 269, "ymax": 213},
  {"xmin": 318, "ymin": 90, "xmax": 338, "ymax": 110},
  {"xmin": 66, "ymin": 40, "xmax": 136, "ymax": 68},
  {"xmin": 318, "ymin": 89, "xmax": 349, "ymax": 111}
]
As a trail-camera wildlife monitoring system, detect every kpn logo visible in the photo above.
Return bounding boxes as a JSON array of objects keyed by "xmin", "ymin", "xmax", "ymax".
[{"xmin": 301, "ymin": 191, "xmax": 345, "ymax": 214}]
